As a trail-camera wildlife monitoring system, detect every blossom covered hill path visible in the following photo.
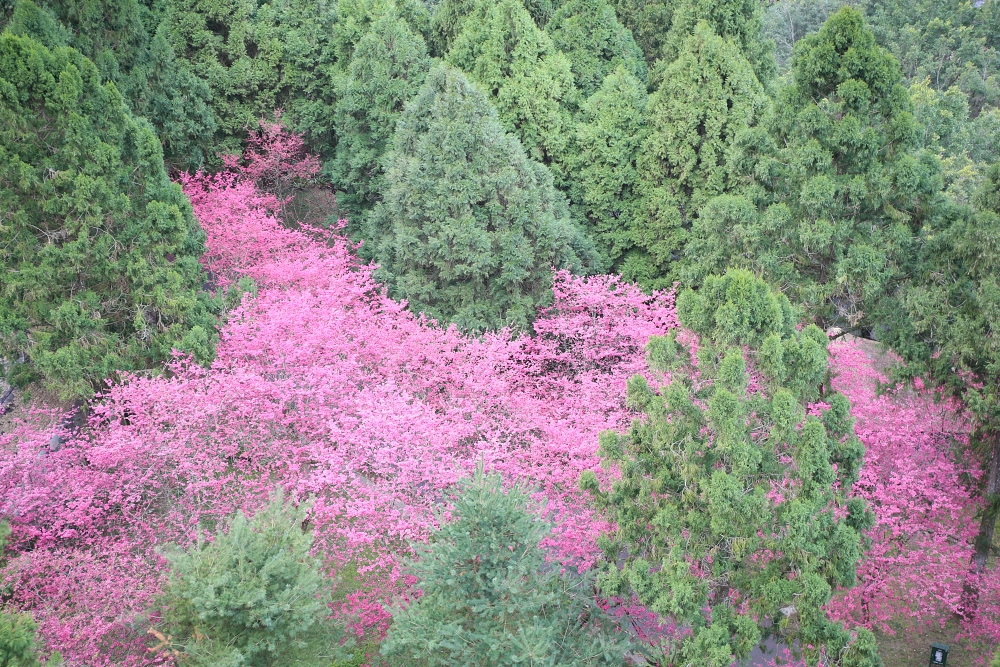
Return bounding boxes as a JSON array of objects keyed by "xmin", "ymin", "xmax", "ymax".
[{"xmin": 0, "ymin": 125, "xmax": 996, "ymax": 666}]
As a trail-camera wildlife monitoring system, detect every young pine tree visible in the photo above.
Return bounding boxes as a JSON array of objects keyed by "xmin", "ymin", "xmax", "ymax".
[
  {"xmin": 0, "ymin": 34, "xmax": 217, "ymax": 398},
  {"xmin": 445, "ymin": 0, "xmax": 578, "ymax": 188},
  {"xmin": 381, "ymin": 467, "xmax": 633, "ymax": 667},
  {"xmin": 631, "ymin": 22, "xmax": 767, "ymax": 290},
  {"xmin": 574, "ymin": 65, "xmax": 649, "ymax": 272},
  {"xmin": 328, "ymin": 11, "xmax": 430, "ymax": 224},
  {"xmin": 544, "ymin": 0, "xmax": 646, "ymax": 100},
  {"xmin": 372, "ymin": 65, "xmax": 592, "ymax": 332},
  {"xmin": 155, "ymin": 494, "xmax": 344, "ymax": 667},
  {"xmin": 581, "ymin": 269, "xmax": 878, "ymax": 667}
]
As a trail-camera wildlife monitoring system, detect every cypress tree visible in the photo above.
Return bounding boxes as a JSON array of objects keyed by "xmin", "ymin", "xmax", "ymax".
[
  {"xmin": 631, "ymin": 22, "xmax": 766, "ymax": 290},
  {"xmin": 328, "ymin": 11, "xmax": 430, "ymax": 224},
  {"xmin": 582, "ymin": 269, "xmax": 878, "ymax": 667},
  {"xmin": 0, "ymin": 34, "xmax": 217, "ymax": 398},
  {"xmin": 574, "ymin": 65, "xmax": 648, "ymax": 271},
  {"xmin": 430, "ymin": 0, "xmax": 553, "ymax": 56},
  {"xmin": 381, "ymin": 467, "xmax": 633, "ymax": 666},
  {"xmin": 373, "ymin": 65, "xmax": 592, "ymax": 332},
  {"xmin": 445, "ymin": 0, "xmax": 578, "ymax": 187},
  {"xmin": 688, "ymin": 7, "xmax": 945, "ymax": 331},
  {"xmin": 544, "ymin": 0, "xmax": 646, "ymax": 99}
]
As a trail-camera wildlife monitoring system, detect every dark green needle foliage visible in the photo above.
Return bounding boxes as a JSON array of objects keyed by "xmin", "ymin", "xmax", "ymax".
[
  {"xmin": 328, "ymin": 11, "xmax": 430, "ymax": 225},
  {"xmin": 688, "ymin": 7, "xmax": 945, "ymax": 331},
  {"xmin": 0, "ymin": 34, "xmax": 217, "ymax": 398},
  {"xmin": 430, "ymin": 0, "xmax": 553, "ymax": 56},
  {"xmin": 581, "ymin": 269, "xmax": 877, "ymax": 667},
  {"xmin": 544, "ymin": 0, "xmax": 646, "ymax": 100},
  {"xmin": 373, "ymin": 65, "xmax": 592, "ymax": 332},
  {"xmin": 157, "ymin": 493, "xmax": 347, "ymax": 667},
  {"xmin": 575, "ymin": 65, "xmax": 649, "ymax": 271},
  {"xmin": 629, "ymin": 22, "xmax": 766, "ymax": 290},
  {"xmin": 445, "ymin": 0, "xmax": 578, "ymax": 186},
  {"xmin": 381, "ymin": 467, "xmax": 633, "ymax": 667}
]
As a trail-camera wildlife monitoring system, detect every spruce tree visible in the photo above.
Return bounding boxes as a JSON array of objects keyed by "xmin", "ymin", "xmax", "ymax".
[
  {"xmin": 630, "ymin": 22, "xmax": 766, "ymax": 290},
  {"xmin": 574, "ymin": 65, "xmax": 648, "ymax": 271},
  {"xmin": 373, "ymin": 65, "xmax": 592, "ymax": 332},
  {"xmin": 445, "ymin": 0, "xmax": 578, "ymax": 187},
  {"xmin": 328, "ymin": 11, "xmax": 430, "ymax": 223},
  {"xmin": 0, "ymin": 34, "xmax": 217, "ymax": 398},
  {"xmin": 687, "ymin": 7, "xmax": 945, "ymax": 331},
  {"xmin": 582, "ymin": 269, "xmax": 878, "ymax": 667},
  {"xmin": 544, "ymin": 0, "xmax": 646, "ymax": 100},
  {"xmin": 381, "ymin": 467, "xmax": 633, "ymax": 667}
]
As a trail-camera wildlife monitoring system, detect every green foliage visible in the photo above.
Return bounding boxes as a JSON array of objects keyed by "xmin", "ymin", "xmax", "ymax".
[
  {"xmin": 445, "ymin": 0, "xmax": 578, "ymax": 187},
  {"xmin": 381, "ymin": 466, "xmax": 633, "ymax": 667},
  {"xmin": 629, "ymin": 22, "xmax": 766, "ymax": 290},
  {"xmin": 157, "ymin": 493, "xmax": 345, "ymax": 667},
  {"xmin": 863, "ymin": 0, "xmax": 1000, "ymax": 114},
  {"xmin": 688, "ymin": 7, "xmax": 945, "ymax": 331},
  {"xmin": 163, "ymin": 0, "xmax": 282, "ymax": 157},
  {"xmin": 583, "ymin": 269, "xmax": 876, "ymax": 667},
  {"xmin": 0, "ymin": 612, "xmax": 41, "ymax": 667},
  {"xmin": 544, "ymin": 0, "xmax": 646, "ymax": 100},
  {"xmin": 763, "ymin": 0, "xmax": 844, "ymax": 72},
  {"xmin": 373, "ymin": 65, "xmax": 593, "ymax": 332},
  {"xmin": 430, "ymin": 0, "xmax": 552, "ymax": 55},
  {"xmin": 0, "ymin": 34, "xmax": 217, "ymax": 398},
  {"xmin": 574, "ymin": 65, "xmax": 648, "ymax": 270},
  {"xmin": 328, "ymin": 10, "xmax": 430, "ymax": 224}
]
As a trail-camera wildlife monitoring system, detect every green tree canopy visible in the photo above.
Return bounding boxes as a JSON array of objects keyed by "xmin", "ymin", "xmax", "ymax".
[
  {"xmin": 445, "ymin": 0, "xmax": 578, "ymax": 187},
  {"xmin": 328, "ymin": 10, "xmax": 430, "ymax": 225},
  {"xmin": 687, "ymin": 7, "xmax": 945, "ymax": 331},
  {"xmin": 429, "ymin": 0, "xmax": 553, "ymax": 56},
  {"xmin": 381, "ymin": 467, "xmax": 633, "ymax": 666},
  {"xmin": 582, "ymin": 269, "xmax": 877, "ymax": 667},
  {"xmin": 0, "ymin": 34, "xmax": 217, "ymax": 398},
  {"xmin": 373, "ymin": 64, "xmax": 593, "ymax": 332},
  {"xmin": 574, "ymin": 65, "xmax": 648, "ymax": 271},
  {"xmin": 629, "ymin": 22, "xmax": 766, "ymax": 290},
  {"xmin": 544, "ymin": 0, "xmax": 646, "ymax": 99}
]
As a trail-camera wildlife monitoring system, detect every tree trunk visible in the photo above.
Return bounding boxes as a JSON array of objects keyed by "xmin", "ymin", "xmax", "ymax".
[{"xmin": 962, "ymin": 430, "xmax": 1000, "ymax": 619}]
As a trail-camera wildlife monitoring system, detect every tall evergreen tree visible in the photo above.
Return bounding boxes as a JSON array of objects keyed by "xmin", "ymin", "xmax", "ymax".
[
  {"xmin": 381, "ymin": 467, "xmax": 633, "ymax": 666},
  {"xmin": 630, "ymin": 22, "xmax": 766, "ymax": 289},
  {"xmin": 687, "ymin": 7, "xmax": 944, "ymax": 331},
  {"xmin": 445, "ymin": 0, "xmax": 578, "ymax": 187},
  {"xmin": 574, "ymin": 65, "xmax": 648, "ymax": 271},
  {"xmin": 582, "ymin": 269, "xmax": 878, "ymax": 667},
  {"xmin": 544, "ymin": 0, "xmax": 646, "ymax": 100},
  {"xmin": 0, "ymin": 34, "xmax": 217, "ymax": 398},
  {"xmin": 373, "ymin": 65, "xmax": 592, "ymax": 332},
  {"xmin": 430, "ymin": 0, "xmax": 553, "ymax": 56},
  {"xmin": 328, "ymin": 11, "xmax": 430, "ymax": 224}
]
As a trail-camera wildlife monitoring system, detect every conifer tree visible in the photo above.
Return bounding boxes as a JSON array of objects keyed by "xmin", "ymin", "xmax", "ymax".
[
  {"xmin": 156, "ymin": 494, "xmax": 344, "ymax": 667},
  {"xmin": 430, "ymin": 0, "xmax": 553, "ymax": 56},
  {"xmin": 544, "ymin": 0, "xmax": 646, "ymax": 100},
  {"xmin": 582, "ymin": 269, "xmax": 878, "ymax": 667},
  {"xmin": 381, "ymin": 467, "xmax": 633, "ymax": 667},
  {"xmin": 687, "ymin": 7, "xmax": 944, "ymax": 331},
  {"xmin": 445, "ymin": 0, "xmax": 578, "ymax": 187},
  {"xmin": 373, "ymin": 65, "xmax": 592, "ymax": 332},
  {"xmin": 0, "ymin": 34, "xmax": 217, "ymax": 397},
  {"xmin": 630, "ymin": 22, "xmax": 766, "ymax": 290},
  {"xmin": 574, "ymin": 65, "xmax": 648, "ymax": 271},
  {"xmin": 328, "ymin": 11, "xmax": 430, "ymax": 223}
]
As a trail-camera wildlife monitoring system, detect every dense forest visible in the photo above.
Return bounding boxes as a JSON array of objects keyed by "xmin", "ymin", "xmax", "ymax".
[{"xmin": 0, "ymin": 0, "xmax": 999, "ymax": 664}]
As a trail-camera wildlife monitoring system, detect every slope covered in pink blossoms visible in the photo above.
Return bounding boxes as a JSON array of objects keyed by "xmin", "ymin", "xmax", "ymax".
[{"xmin": 0, "ymin": 127, "xmax": 996, "ymax": 665}]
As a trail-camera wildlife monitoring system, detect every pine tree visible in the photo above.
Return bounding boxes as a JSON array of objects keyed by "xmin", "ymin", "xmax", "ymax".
[
  {"xmin": 0, "ymin": 34, "xmax": 217, "ymax": 398},
  {"xmin": 630, "ymin": 22, "xmax": 767, "ymax": 290},
  {"xmin": 381, "ymin": 467, "xmax": 633, "ymax": 667},
  {"xmin": 574, "ymin": 65, "xmax": 648, "ymax": 271},
  {"xmin": 544, "ymin": 0, "xmax": 646, "ymax": 100},
  {"xmin": 328, "ymin": 11, "xmax": 430, "ymax": 224},
  {"xmin": 445, "ymin": 0, "xmax": 578, "ymax": 187},
  {"xmin": 373, "ymin": 65, "xmax": 592, "ymax": 332},
  {"xmin": 582, "ymin": 269, "xmax": 878, "ymax": 667},
  {"xmin": 687, "ymin": 7, "xmax": 945, "ymax": 331},
  {"xmin": 156, "ymin": 494, "xmax": 344, "ymax": 667}
]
